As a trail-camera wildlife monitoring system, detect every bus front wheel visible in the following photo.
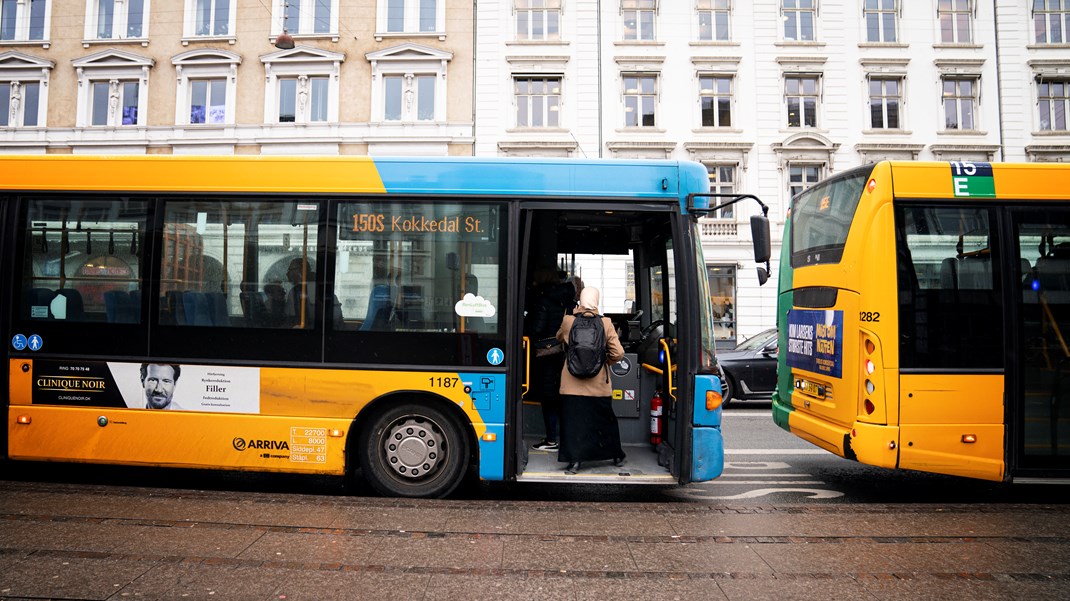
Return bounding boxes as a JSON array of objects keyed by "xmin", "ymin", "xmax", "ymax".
[{"xmin": 358, "ymin": 402, "xmax": 470, "ymax": 498}]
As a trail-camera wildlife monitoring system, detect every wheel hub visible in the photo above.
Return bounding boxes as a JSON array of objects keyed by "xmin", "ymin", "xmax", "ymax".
[{"xmin": 383, "ymin": 417, "xmax": 443, "ymax": 479}]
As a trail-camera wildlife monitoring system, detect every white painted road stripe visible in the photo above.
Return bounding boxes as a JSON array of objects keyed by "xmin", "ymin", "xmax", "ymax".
[{"xmin": 725, "ymin": 449, "xmax": 829, "ymax": 455}]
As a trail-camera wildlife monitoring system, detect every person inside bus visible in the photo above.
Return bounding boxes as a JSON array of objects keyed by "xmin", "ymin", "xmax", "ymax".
[
  {"xmin": 141, "ymin": 363, "xmax": 181, "ymax": 410},
  {"xmin": 285, "ymin": 257, "xmax": 344, "ymax": 329},
  {"xmin": 525, "ymin": 267, "xmax": 576, "ymax": 452},
  {"xmin": 555, "ymin": 286, "xmax": 626, "ymax": 474}
]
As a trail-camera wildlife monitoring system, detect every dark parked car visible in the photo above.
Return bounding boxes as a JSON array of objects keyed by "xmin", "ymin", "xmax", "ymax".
[{"xmin": 717, "ymin": 328, "xmax": 777, "ymax": 406}]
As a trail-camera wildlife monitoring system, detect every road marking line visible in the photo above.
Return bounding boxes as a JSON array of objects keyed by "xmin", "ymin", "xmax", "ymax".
[
  {"xmin": 704, "ymin": 480, "xmax": 825, "ymax": 485},
  {"xmin": 725, "ymin": 449, "xmax": 828, "ymax": 455},
  {"xmin": 723, "ymin": 412, "xmax": 773, "ymax": 417}
]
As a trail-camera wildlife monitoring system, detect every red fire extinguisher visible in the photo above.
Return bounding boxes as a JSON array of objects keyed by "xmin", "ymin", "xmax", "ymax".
[{"xmin": 650, "ymin": 390, "xmax": 664, "ymax": 446}]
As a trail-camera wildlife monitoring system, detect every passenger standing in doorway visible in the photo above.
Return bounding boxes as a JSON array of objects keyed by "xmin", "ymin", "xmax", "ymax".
[
  {"xmin": 556, "ymin": 287, "xmax": 626, "ymax": 473},
  {"xmin": 525, "ymin": 268, "xmax": 576, "ymax": 451}
]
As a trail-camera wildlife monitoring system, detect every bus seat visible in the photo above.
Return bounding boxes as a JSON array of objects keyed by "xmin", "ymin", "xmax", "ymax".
[
  {"xmin": 104, "ymin": 290, "xmax": 137, "ymax": 323},
  {"xmin": 207, "ymin": 292, "xmax": 230, "ymax": 326},
  {"xmin": 129, "ymin": 290, "xmax": 142, "ymax": 322},
  {"xmin": 939, "ymin": 258, "xmax": 958, "ymax": 289},
  {"xmin": 957, "ymin": 255, "xmax": 992, "ymax": 289},
  {"xmin": 360, "ymin": 284, "xmax": 394, "ymax": 331},
  {"xmin": 182, "ymin": 291, "xmax": 212, "ymax": 326},
  {"xmin": 24, "ymin": 287, "xmax": 54, "ymax": 319},
  {"xmin": 1036, "ymin": 249, "xmax": 1070, "ymax": 295},
  {"xmin": 240, "ymin": 291, "xmax": 267, "ymax": 326},
  {"xmin": 54, "ymin": 289, "xmax": 85, "ymax": 321}
]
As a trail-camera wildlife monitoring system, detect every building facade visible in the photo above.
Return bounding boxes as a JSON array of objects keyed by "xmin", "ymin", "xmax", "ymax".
[
  {"xmin": 475, "ymin": 0, "xmax": 1070, "ymax": 346},
  {"xmin": 2, "ymin": 1, "xmax": 1069, "ymax": 341},
  {"xmin": 0, "ymin": 0, "xmax": 475, "ymax": 155}
]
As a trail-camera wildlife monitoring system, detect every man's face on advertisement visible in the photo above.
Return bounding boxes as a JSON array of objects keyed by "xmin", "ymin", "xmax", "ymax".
[{"xmin": 143, "ymin": 364, "xmax": 177, "ymax": 409}]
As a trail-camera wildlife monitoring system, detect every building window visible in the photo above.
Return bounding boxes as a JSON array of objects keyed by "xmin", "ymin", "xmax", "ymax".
[
  {"xmin": 383, "ymin": 73, "xmax": 435, "ymax": 121},
  {"xmin": 184, "ymin": 0, "xmax": 235, "ymax": 38},
  {"xmin": 278, "ymin": 75, "xmax": 330, "ymax": 123},
  {"xmin": 172, "ymin": 49, "xmax": 239, "ymax": 126},
  {"xmin": 0, "ymin": 0, "xmax": 47, "ymax": 42},
  {"xmin": 864, "ymin": 0, "xmax": 897, "ymax": 43},
  {"xmin": 699, "ymin": 75, "xmax": 732, "ymax": 127},
  {"xmin": 707, "ymin": 265, "xmax": 735, "ymax": 347},
  {"xmin": 623, "ymin": 74, "xmax": 657, "ymax": 127},
  {"xmin": 516, "ymin": 0, "xmax": 560, "ymax": 41},
  {"xmin": 868, "ymin": 76, "xmax": 901, "ymax": 129},
  {"xmin": 705, "ymin": 164, "xmax": 735, "ymax": 218},
  {"xmin": 942, "ymin": 76, "xmax": 977, "ymax": 130},
  {"xmin": 1039, "ymin": 78, "xmax": 1069, "ymax": 131},
  {"xmin": 515, "ymin": 76, "xmax": 560, "ymax": 127},
  {"xmin": 789, "ymin": 164, "xmax": 822, "ymax": 198},
  {"xmin": 90, "ymin": 80, "xmax": 139, "ymax": 126},
  {"xmin": 262, "ymin": 46, "xmax": 342, "ymax": 125},
  {"xmin": 697, "ymin": 0, "xmax": 730, "ymax": 41},
  {"xmin": 275, "ymin": 0, "xmax": 336, "ymax": 35},
  {"xmin": 189, "ymin": 78, "xmax": 225, "ymax": 124},
  {"xmin": 782, "ymin": 0, "xmax": 815, "ymax": 41},
  {"xmin": 379, "ymin": 0, "xmax": 441, "ymax": 34},
  {"xmin": 622, "ymin": 0, "xmax": 656, "ymax": 41},
  {"xmin": 785, "ymin": 75, "xmax": 819, "ymax": 127},
  {"xmin": 0, "ymin": 80, "xmax": 40, "ymax": 126},
  {"xmin": 938, "ymin": 0, "xmax": 972, "ymax": 44},
  {"xmin": 86, "ymin": 0, "xmax": 147, "ymax": 40},
  {"xmin": 1034, "ymin": 0, "xmax": 1070, "ymax": 44}
]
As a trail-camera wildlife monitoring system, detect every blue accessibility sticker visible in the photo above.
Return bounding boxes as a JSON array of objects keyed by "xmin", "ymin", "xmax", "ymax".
[
  {"xmin": 12, "ymin": 334, "xmax": 27, "ymax": 351},
  {"xmin": 486, "ymin": 348, "xmax": 504, "ymax": 365},
  {"xmin": 27, "ymin": 334, "xmax": 43, "ymax": 352}
]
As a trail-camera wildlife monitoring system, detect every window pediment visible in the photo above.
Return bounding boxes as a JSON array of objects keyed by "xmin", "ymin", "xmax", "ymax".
[
  {"xmin": 261, "ymin": 45, "xmax": 346, "ymax": 65},
  {"xmin": 172, "ymin": 49, "xmax": 242, "ymax": 68},
  {"xmin": 366, "ymin": 43, "xmax": 453, "ymax": 63},
  {"xmin": 934, "ymin": 58, "xmax": 984, "ymax": 76},
  {"xmin": 73, "ymin": 49, "xmax": 155, "ymax": 70},
  {"xmin": 0, "ymin": 51, "xmax": 55, "ymax": 71}
]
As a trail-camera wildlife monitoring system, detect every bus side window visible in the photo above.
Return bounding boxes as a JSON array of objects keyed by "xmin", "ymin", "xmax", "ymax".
[{"xmin": 21, "ymin": 199, "xmax": 146, "ymax": 324}]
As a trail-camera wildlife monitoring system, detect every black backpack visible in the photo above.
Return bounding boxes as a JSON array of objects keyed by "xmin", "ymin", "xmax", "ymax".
[{"xmin": 566, "ymin": 311, "xmax": 608, "ymax": 380}]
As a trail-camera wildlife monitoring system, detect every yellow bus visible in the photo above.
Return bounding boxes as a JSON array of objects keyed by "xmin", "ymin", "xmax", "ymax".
[
  {"xmin": 2, "ymin": 155, "xmax": 769, "ymax": 497},
  {"xmin": 773, "ymin": 161, "xmax": 1070, "ymax": 482}
]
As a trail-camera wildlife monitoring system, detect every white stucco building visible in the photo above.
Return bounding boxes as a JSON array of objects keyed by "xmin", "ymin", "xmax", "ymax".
[{"xmin": 474, "ymin": 0, "xmax": 1070, "ymax": 346}]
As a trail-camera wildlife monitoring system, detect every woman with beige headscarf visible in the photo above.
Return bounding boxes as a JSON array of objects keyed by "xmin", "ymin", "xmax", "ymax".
[{"xmin": 554, "ymin": 286, "xmax": 626, "ymax": 474}]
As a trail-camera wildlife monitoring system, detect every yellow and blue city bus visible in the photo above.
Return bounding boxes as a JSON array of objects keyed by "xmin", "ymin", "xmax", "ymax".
[
  {"xmin": 1, "ymin": 155, "xmax": 768, "ymax": 497},
  {"xmin": 774, "ymin": 161, "xmax": 1070, "ymax": 482}
]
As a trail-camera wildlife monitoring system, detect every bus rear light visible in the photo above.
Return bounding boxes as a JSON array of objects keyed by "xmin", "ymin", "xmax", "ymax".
[
  {"xmin": 962, "ymin": 434, "xmax": 977, "ymax": 444},
  {"xmin": 865, "ymin": 380, "xmax": 875, "ymax": 395},
  {"xmin": 16, "ymin": 415, "xmax": 31, "ymax": 425},
  {"xmin": 865, "ymin": 360, "xmax": 875, "ymax": 375},
  {"xmin": 864, "ymin": 399, "xmax": 875, "ymax": 415},
  {"xmin": 706, "ymin": 389, "xmax": 723, "ymax": 411},
  {"xmin": 865, "ymin": 339, "xmax": 875, "ymax": 355}
]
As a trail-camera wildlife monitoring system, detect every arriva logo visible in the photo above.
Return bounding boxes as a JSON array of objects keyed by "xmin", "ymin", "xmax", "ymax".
[{"xmin": 233, "ymin": 437, "xmax": 289, "ymax": 451}]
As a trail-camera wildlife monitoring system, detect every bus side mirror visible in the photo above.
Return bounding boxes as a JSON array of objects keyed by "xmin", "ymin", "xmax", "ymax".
[
  {"xmin": 750, "ymin": 215, "xmax": 771, "ymax": 263},
  {"xmin": 756, "ymin": 266, "xmax": 770, "ymax": 286}
]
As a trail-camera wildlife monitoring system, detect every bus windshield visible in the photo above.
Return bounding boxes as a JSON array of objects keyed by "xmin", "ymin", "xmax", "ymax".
[{"xmin": 791, "ymin": 165, "xmax": 871, "ymax": 267}]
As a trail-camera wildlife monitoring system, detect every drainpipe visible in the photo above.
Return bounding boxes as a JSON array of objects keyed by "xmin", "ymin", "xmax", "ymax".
[
  {"xmin": 992, "ymin": 0, "xmax": 1006, "ymax": 162},
  {"xmin": 471, "ymin": 0, "xmax": 478, "ymax": 156},
  {"xmin": 597, "ymin": 0, "xmax": 604, "ymax": 157}
]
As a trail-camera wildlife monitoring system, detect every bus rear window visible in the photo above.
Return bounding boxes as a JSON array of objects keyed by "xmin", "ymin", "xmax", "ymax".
[{"xmin": 790, "ymin": 167, "xmax": 871, "ymax": 267}]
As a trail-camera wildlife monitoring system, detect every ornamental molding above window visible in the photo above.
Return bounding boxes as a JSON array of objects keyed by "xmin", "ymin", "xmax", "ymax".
[
  {"xmin": 853, "ymin": 143, "xmax": 923, "ymax": 163},
  {"xmin": 1028, "ymin": 59, "xmax": 1070, "ymax": 78},
  {"xmin": 933, "ymin": 58, "xmax": 984, "ymax": 76},
  {"xmin": 261, "ymin": 45, "xmax": 346, "ymax": 69},
  {"xmin": 1025, "ymin": 145, "xmax": 1070, "ymax": 162},
  {"xmin": 614, "ymin": 55, "xmax": 665, "ymax": 72},
  {"xmin": 928, "ymin": 144, "xmax": 1000, "ymax": 162},
  {"xmin": 606, "ymin": 140, "xmax": 676, "ymax": 158},
  {"xmin": 683, "ymin": 141, "xmax": 753, "ymax": 170},
  {"xmin": 0, "ymin": 50, "xmax": 54, "ymax": 75},
  {"xmin": 505, "ymin": 55, "xmax": 569, "ymax": 72},
  {"xmin": 366, "ymin": 42, "xmax": 452, "ymax": 72},
  {"xmin": 859, "ymin": 57, "xmax": 909, "ymax": 76},
  {"xmin": 73, "ymin": 48, "xmax": 155, "ymax": 72},
  {"xmin": 691, "ymin": 56, "xmax": 741, "ymax": 73},
  {"xmin": 771, "ymin": 132, "xmax": 839, "ymax": 170}
]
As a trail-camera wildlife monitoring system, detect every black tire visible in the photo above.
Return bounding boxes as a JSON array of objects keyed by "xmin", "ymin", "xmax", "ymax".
[
  {"xmin": 358, "ymin": 401, "xmax": 470, "ymax": 498},
  {"xmin": 722, "ymin": 375, "xmax": 736, "ymax": 407}
]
